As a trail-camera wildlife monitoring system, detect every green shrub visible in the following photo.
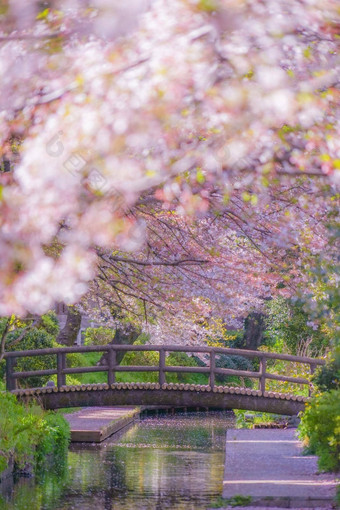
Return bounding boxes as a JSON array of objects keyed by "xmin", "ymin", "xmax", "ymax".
[
  {"xmin": 38, "ymin": 311, "xmax": 60, "ymax": 336},
  {"xmin": 0, "ymin": 392, "xmax": 41, "ymax": 473},
  {"xmin": 50, "ymin": 373, "xmax": 83, "ymax": 386},
  {"xmin": 0, "ymin": 329, "xmax": 56, "ymax": 388},
  {"xmin": 167, "ymin": 352, "xmax": 198, "ymax": 381},
  {"xmin": 0, "ymin": 312, "xmax": 60, "ymax": 388},
  {"xmin": 121, "ymin": 348, "xmax": 159, "ymax": 367},
  {"xmin": 35, "ymin": 411, "xmax": 70, "ymax": 471},
  {"xmin": 258, "ymin": 343, "xmax": 310, "ymax": 396},
  {"xmin": 0, "ymin": 392, "xmax": 70, "ymax": 475},
  {"xmin": 264, "ymin": 297, "xmax": 330, "ymax": 356},
  {"xmin": 166, "ymin": 352, "xmax": 208, "ymax": 384},
  {"xmin": 119, "ymin": 348, "xmax": 159, "ymax": 382},
  {"xmin": 215, "ymin": 354, "xmax": 253, "ymax": 387},
  {"xmin": 298, "ymin": 389, "xmax": 340, "ymax": 472},
  {"xmin": 63, "ymin": 352, "xmax": 106, "ymax": 384},
  {"xmin": 235, "ymin": 409, "xmax": 289, "ymax": 428},
  {"xmin": 312, "ymin": 347, "xmax": 340, "ymax": 392},
  {"xmin": 62, "ymin": 349, "xmax": 87, "ymax": 369},
  {"xmin": 84, "ymin": 327, "xmax": 114, "ymax": 345}
]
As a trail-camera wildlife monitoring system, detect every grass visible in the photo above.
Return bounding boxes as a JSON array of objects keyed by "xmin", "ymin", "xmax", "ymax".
[
  {"xmin": 68, "ymin": 369, "xmax": 210, "ymax": 386},
  {"xmin": 56, "ymin": 407, "xmax": 82, "ymax": 415},
  {"xmin": 235, "ymin": 409, "xmax": 290, "ymax": 429},
  {"xmin": 210, "ymin": 495, "xmax": 252, "ymax": 507}
]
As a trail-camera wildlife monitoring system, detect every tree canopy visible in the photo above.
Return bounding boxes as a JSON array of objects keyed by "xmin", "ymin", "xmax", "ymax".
[{"xmin": 0, "ymin": 1, "xmax": 339, "ymax": 339}]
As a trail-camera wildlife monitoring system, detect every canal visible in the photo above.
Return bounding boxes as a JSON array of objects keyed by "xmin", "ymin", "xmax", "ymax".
[{"xmin": 0, "ymin": 411, "xmax": 235, "ymax": 510}]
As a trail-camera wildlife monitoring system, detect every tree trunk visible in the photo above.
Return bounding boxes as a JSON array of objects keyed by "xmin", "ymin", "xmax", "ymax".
[
  {"xmin": 243, "ymin": 312, "xmax": 265, "ymax": 351},
  {"xmin": 57, "ymin": 306, "xmax": 82, "ymax": 346},
  {"xmin": 0, "ymin": 318, "xmax": 10, "ymax": 362},
  {"xmin": 98, "ymin": 326, "xmax": 141, "ymax": 365}
]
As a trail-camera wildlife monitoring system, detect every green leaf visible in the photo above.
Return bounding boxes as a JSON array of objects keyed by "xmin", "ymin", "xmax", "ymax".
[
  {"xmin": 196, "ymin": 169, "xmax": 205, "ymax": 184},
  {"xmin": 36, "ymin": 8, "xmax": 49, "ymax": 20},
  {"xmin": 197, "ymin": 0, "xmax": 218, "ymax": 12},
  {"xmin": 242, "ymin": 192, "xmax": 251, "ymax": 202},
  {"xmin": 303, "ymin": 46, "xmax": 312, "ymax": 59}
]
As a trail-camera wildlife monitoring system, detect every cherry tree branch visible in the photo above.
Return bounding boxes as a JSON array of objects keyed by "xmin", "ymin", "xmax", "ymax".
[{"xmin": 108, "ymin": 256, "xmax": 209, "ymax": 267}]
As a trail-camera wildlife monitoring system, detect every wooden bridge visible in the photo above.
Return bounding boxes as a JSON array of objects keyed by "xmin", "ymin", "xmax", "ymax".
[{"xmin": 4, "ymin": 344, "xmax": 325, "ymax": 415}]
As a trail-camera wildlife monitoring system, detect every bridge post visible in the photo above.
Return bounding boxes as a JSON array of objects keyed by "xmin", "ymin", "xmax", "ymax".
[
  {"xmin": 210, "ymin": 351, "xmax": 216, "ymax": 387},
  {"xmin": 108, "ymin": 348, "xmax": 116, "ymax": 385},
  {"xmin": 259, "ymin": 356, "xmax": 266, "ymax": 393},
  {"xmin": 159, "ymin": 349, "xmax": 166, "ymax": 385},
  {"xmin": 57, "ymin": 352, "xmax": 66, "ymax": 386},
  {"xmin": 6, "ymin": 357, "xmax": 17, "ymax": 391},
  {"xmin": 309, "ymin": 363, "xmax": 316, "ymax": 396}
]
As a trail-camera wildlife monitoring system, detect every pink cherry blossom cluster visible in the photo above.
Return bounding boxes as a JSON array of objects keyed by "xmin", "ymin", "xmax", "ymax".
[{"xmin": 0, "ymin": 0, "xmax": 338, "ymax": 317}]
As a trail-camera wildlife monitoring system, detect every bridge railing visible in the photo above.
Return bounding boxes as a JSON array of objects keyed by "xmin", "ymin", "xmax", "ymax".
[{"xmin": 3, "ymin": 344, "xmax": 325, "ymax": 395}]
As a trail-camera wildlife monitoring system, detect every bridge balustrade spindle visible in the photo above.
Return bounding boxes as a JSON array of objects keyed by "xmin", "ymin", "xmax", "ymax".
[
  {"xmin": 57, "ymin": 352, "xmax": 66, "ymax": 387},
  {"xmin": 308, "ymin": 363, "xmax": 316, "ymax": 397},
  {"xmin": 107, "ymin": 348, "xmax": 117, "ymax": 385},
  {"xmin": 259, "ymin": 357, "xmax": 267, "ymax": 393},
  {"xmin": 159, "ymin": 349, "xmax": 166, "ymax": 385},
  {"xmin": 6, "ymin": 357, "xmax": 17, "ymax": 391},
  {"xmin": 210, "ymin": 351, "xmax": 216, "ymax": 387}
]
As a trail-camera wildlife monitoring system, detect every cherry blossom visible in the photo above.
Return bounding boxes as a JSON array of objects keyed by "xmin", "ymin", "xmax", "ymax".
[{"xmin": 0, "ymin": 0, "xmax": 339, "ymax": 317}]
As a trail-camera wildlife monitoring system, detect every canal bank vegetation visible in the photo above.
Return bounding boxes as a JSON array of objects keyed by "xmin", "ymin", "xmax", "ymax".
[
  {"xmin": 299, "ymin": 389, "xmax": 340, "ymax": 471},
  {"xmin": 234, "ymin": 297, "xmax": 339, "ymax": 452},
  {"xmin": 298, "ymin": 348, "xmax": 340, "ymax": 473},
  {"xmin": 0, "ymin": 392, "xmax": 70, "ymax": 480},
  {"xmin": 210, "ymin": 495, "xmax": 252, "ymax": 507},
  {"xmin": 234, "ymin": 410, "xmax": 291, "ymax": 429}
]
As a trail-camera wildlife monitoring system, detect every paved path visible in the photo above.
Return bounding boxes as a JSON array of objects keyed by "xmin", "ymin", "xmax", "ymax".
[
  {"xmin": 64, "ymin": 406, "xmax": 140, "ymax": 442},
  {"xmin": 222, "ymin": 428, "xmax": 338, "ymax": 508},
  {"xmin": 222, "ymin": 507, "xmax": 335, "ymax": 509}
]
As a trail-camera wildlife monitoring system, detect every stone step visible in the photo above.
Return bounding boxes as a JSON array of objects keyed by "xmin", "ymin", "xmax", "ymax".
[{"xmin": 64, "ymin": 406, "xmax": 141, "ymax": 442}]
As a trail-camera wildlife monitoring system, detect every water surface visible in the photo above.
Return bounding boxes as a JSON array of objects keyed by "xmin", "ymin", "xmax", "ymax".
[{"xmin": 0, "ymin": 411, "xmax": 234, "ymax": 510}]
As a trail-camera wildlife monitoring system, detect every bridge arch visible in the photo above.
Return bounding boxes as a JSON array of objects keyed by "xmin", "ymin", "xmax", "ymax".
[{"xmin": 13, "ymin": 382, "xmax": 308, "ymax": 415}]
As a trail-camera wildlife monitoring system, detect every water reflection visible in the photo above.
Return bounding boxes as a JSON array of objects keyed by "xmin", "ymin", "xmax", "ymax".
[{"xmin": 0, "ymin": 412, "xmax": 234, "ymax": 510}]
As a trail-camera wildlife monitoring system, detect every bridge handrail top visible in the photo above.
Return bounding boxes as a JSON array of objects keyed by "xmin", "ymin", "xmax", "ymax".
[{"xmin": 3, "ymin": 344, "xmax": 325, "ymax": 365}]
